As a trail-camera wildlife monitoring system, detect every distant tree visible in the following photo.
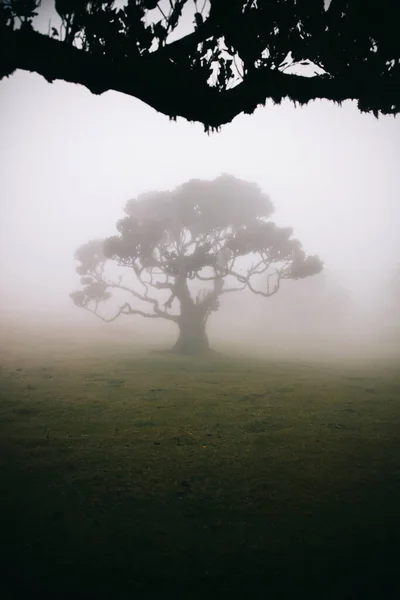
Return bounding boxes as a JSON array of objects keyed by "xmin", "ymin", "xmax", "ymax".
[
  {"xmin": 71, "ymin": 174, "xmax": 323, "ymax": 354},
  {"xmin": 1, "ymin": 0, "xmax": 399, "ymax": 130}
]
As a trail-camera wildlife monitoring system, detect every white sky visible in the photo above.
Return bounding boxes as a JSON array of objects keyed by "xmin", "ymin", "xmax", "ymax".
[{"xmin": 0, "ymin": 60, "xmax": 399, "ymax": 314}]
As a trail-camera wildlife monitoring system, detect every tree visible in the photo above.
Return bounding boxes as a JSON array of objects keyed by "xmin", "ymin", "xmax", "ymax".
[
  {"xmin": 1, "ymin": 1, "xmax": 399, "ymax": 131},
  {"xmin": 70, "ymin": 174, "xmax": 323, "ymax": 354}
]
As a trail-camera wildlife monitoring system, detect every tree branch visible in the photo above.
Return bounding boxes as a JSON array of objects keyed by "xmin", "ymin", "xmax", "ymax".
[
  {"xmin": 90, "ymin": 270, "xmax": 179, "ymax": 321},
  {"xmin": 154, "ymin": 280, "xmax": 174, "ymax": 290},
  {"xmin": 246, "ymin": 271, "xmax": 282, "ymax": 298},
  {"xmin": 2, "ymin": 27, "xmax": 398, "ymax": 130},
  {"xmin": 196, "ymin": 258, "xmax": 283, "ymax": 298},
  {"xmin": 83, "ymin": 301, "xmax": 168, "ymax": 322},
  {"xmin": 219, "ymin": 284, "xmax": 246, "ymax": 294}
]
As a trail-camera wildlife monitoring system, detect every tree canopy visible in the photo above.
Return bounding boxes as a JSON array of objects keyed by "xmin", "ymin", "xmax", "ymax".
[
  {"xmin": 1, "ymin": 1, "xmax": 399, "ymax": 130},
  {"xmin": 71, "ymin": 174, "xmax": 323, "ymax": 353}
]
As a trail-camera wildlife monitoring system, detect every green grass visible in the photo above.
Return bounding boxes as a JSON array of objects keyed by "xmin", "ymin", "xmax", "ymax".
[{"xmin": 1, "ymin": 341, "xmax": 400, "ymax": 599}]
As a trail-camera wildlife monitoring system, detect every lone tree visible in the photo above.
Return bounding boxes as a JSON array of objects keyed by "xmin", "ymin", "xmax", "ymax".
[
  {"xmin": 71, "ymin": 174, "xmax": 323, "ymax": 354},
  {"xmin": 1, "ymin": 1, "xmax": 399, "ymax": 130}
]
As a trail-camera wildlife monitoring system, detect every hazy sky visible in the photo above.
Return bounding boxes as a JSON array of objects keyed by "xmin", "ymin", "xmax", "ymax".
[{"xmin": 1, "ymin": 51, "xmax": 399, "ymax": 314}]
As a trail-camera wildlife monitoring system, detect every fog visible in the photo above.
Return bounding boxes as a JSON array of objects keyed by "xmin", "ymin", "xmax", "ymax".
[{"xmin": 1, "ymin": 61, "xmax": 399, "ymax": 362}]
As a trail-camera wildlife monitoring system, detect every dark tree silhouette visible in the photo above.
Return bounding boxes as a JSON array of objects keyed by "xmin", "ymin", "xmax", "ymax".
[
  {"xmin": 1, "ymin": 1, "xmax": 399, "ymax": 130},
  {"xmin": 71, "ymin": 174, "xmax": 323, "ymax": 354}
]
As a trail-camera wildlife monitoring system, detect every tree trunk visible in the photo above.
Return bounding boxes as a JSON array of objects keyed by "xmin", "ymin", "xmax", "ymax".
[{"xmin": 173, "ymin": 313, "xmax": 209, "ymax": 354}]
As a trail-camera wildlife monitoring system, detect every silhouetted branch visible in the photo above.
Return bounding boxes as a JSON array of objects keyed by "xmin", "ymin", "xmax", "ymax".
[{"xmin": 2, "ymin": 26, "xmax": 398, "ymax": 130}]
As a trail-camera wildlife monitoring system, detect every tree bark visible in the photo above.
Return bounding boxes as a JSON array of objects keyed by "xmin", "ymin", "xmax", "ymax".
[{"xmin": 173, "ymin": 311, "xmax": 209, "ymax": 354}]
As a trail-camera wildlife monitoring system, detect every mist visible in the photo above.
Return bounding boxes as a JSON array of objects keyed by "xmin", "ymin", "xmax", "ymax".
[
  {"xmin": 2, "ymin": 6, "xmax": 400, "ymax": 596},
  {"xmin": 1, "ymin": 67, "xmax": 399, "ymax": 363}
]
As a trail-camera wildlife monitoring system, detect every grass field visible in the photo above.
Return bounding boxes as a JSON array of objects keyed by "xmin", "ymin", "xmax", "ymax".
[{"xmin": 1, "ymin": 326, "xmax": 400, "ymax": 599}]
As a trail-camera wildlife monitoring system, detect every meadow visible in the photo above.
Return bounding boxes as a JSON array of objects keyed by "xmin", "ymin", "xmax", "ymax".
[{"xmin": 1, "ymin": 320, "xmax": 399, "ymax": 599}]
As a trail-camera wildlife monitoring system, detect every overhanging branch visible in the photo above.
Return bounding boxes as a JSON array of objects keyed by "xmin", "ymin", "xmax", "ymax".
[{"xmin": 2, "ymin": 27, "xmax": 399, "ymax": 130}]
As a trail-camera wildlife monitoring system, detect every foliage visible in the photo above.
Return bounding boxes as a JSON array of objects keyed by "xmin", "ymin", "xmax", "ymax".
[
  {"xmin": 1, "ymin": 0, "xmax": 400, "ymax": 129},
  {"xmin": 71, "ymin": 174, "xmax": 323, "ymax": 352}
]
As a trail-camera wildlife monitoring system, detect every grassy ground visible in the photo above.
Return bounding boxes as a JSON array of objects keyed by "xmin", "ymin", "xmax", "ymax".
[{"xmin": 1, "ymin": 332, "xmax": 400, "ymax": 599}]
